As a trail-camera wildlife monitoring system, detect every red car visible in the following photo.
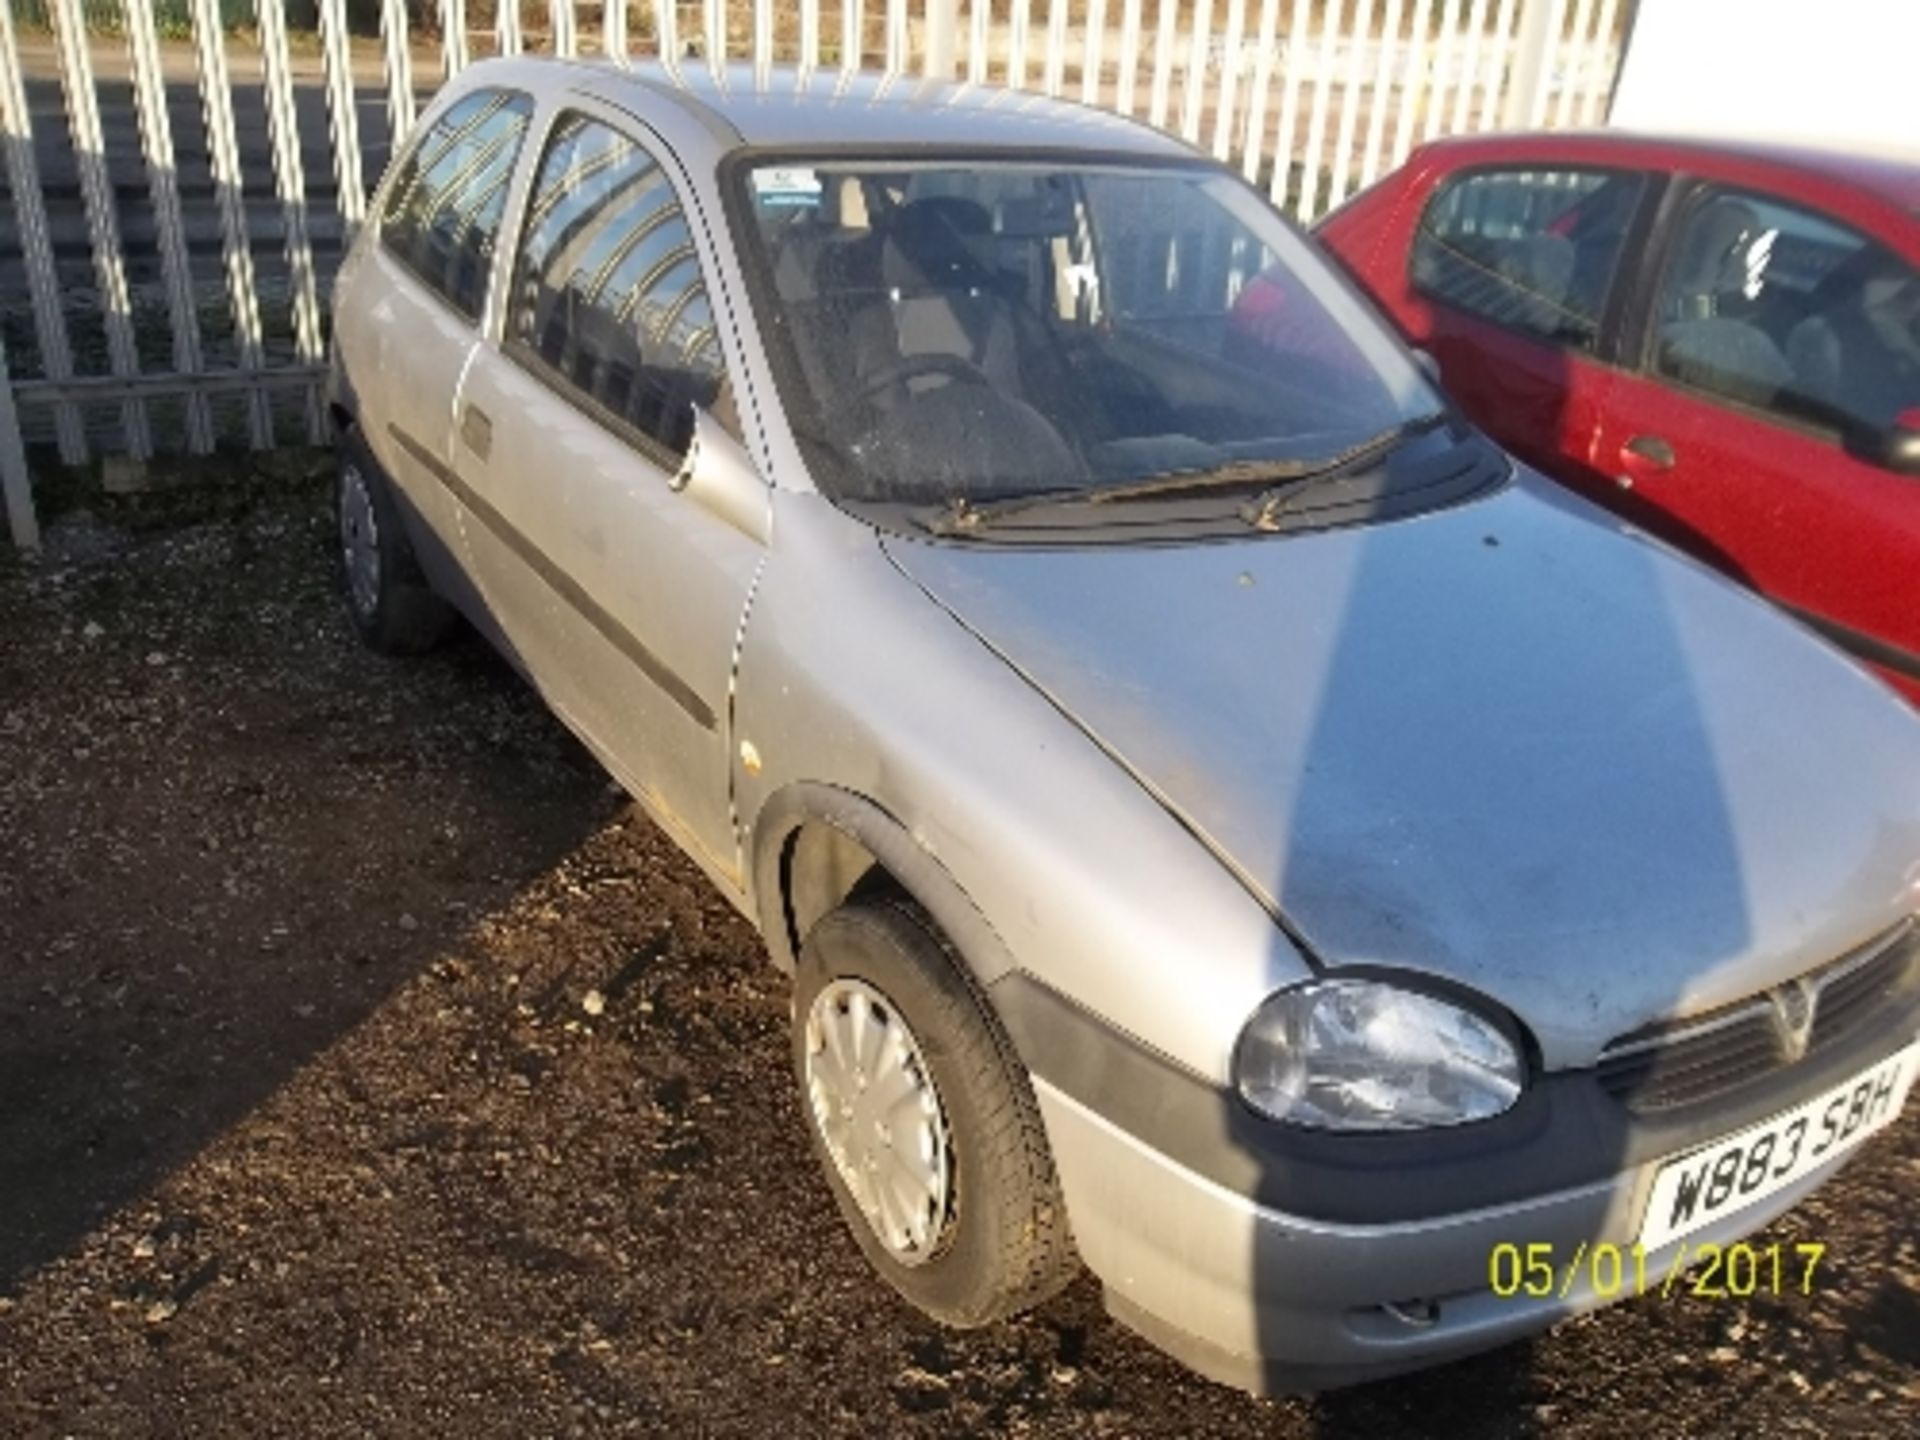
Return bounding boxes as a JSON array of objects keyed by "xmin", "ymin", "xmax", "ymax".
[{"xmin": 1308, "ymin": 131, "xmax": 1920, "ymax": 700}]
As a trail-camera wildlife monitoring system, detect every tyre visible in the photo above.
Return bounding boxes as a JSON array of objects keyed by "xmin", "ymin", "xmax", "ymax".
[
  {"xmin": 792, "ymin": 893, "xmax": 1077, "ymax": 1327},
  {"xmin": 334, "ymin": 426, "xmax": 456, "ymax": 655}
]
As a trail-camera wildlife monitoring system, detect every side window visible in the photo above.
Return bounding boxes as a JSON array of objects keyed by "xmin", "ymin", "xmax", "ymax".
[
  {"xmin": 1412, "ymin": 167, "xmax": 1646, "ymax": 351},
  {"xmin": 1650, "ymin": 185, "xmax": 1920, "ymax": 442},
  {"xmin": 507, "ymin": 113, "xmax": 727, "ymax": 459},
  {"xmin": 379, "ymin": 88, "xmax": 534, "ymax": 319}
]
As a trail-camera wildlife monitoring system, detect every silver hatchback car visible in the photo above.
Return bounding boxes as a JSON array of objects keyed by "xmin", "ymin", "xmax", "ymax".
[{"xmin": 327, "ymin": 57, "xmax": 1920, "ymax": 1391}]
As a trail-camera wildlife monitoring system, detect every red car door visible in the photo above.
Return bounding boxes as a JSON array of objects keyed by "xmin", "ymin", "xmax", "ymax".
[
  {"xmin": 1327, "ymin": 161, "xmax": 1657, "ymax": 501},
  {"xmin": 1591, "ymin": 180, "xmax": 1920, "ymax": 695}
]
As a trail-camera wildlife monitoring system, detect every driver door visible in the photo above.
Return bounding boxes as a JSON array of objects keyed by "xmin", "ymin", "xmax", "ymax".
[{"xmin": 453, "ymin": 104, "xmax": 767, "ymax": 881}]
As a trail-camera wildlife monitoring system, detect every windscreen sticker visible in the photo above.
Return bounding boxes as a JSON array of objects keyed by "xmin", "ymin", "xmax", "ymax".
[{"xmin": 753, "ymin": 166, "xmax": 824, "ymax": 209}]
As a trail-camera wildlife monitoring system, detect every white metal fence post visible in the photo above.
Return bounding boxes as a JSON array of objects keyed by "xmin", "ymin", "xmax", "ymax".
[
  {"xmin": 1295, "ymin": 0, "xmax": 1346, "ymax": 219},
  {"xmin": 705, "ymin": 0, "xmax": 726, "ymax": 76},
  {"xmin": 1009, "ymin": 0, "xmax": 1031, "ymax": 89},
  {"xmin": 925, "ymin": 0, "xmax": 959, "ymax": 77},
  {"xmin": 1421, "ymin": 0, "xmax": 1463, "ymax": 141},
  {"xmin": 1114, "ymin": 0, "xmax": 1142, "ymax": 115},
  {"xmin": 1552, "ymin": 0, "xmax": 1597, "ymax": 126},
  {"xmin": 841, "ymin": 0, "xmax": 863, "ymax": 74},
  {"xmin": 1267, "ymin": 0, "xmax": 1309, "ymax": 206},
  {"xmin": 443, "ymin": 0, "xmax": 471, "ymax": 78},
  {"xmin": 1326, "ymin": 0, "xmax": 1372, "ymax": 209},
  {"xmin": 1359, "ymin": 0, "xmax": 1406, "ymax": 189},
  {"xmin": 191, "ymin": 0, "xmax": 272, "ymax": 449},
  {"xmin": 51, "ymin": 0, "xmax": 152, "ymax": 460},
  {"xmin": 1238, "ymin": 0, "xmax": 1280, "ymax": 181},
  {"xmin": 0, "ymin": 334, "xmax": 38, "ymax": 551},
  {"xmin": 886, "ymin": 0, "xmax": 908, "ymax": 72},
  {"xmin": 1178, "ymin": 0, "xmax": 1215, "ymax": 144},
  {"xmin": 1449, "ymin": 0, "xmax": 1493, "ymax": 133},
  {"xmin": 258, "ymin": 0, "xmax": 328, "ymax": 444},
  {"xmin": 1580, "ymin": 0, "xmax": 1623, "ymax": 123},
  {"xmin": 755, "ymin": 0, "xmax": 775, "ymax": 75},
  {"xmin": 1147, "ymin": 0, "xmax": 1176, "ymax": 127},
  {"xmin": 319, "ymin": 0, "xmax": 368, "ymax": 245},
  {"xmin": 657, "ymin": 0, "xmax": 682, "ymax": 66},
  {"xmin": 1390, "ymin": 0, "xmax": 1435, "ymax": 166},
  {"xmin": 1479, "ymin": 0, "xmax": 1520, "ymax": 127},
  {"xmin": 1209, "ymin": 0, "xmax": 1247, "ymax": 163},
  {"xmin": 1044, "ymin": 0, "xmax": 1068, "ymax": 96},
  {"xmin": 798, "ymin": 0, "xmax": 820, "ymax": 69},
  {"xmin": 0, "ymin": 0, "xmax": 85, "ymax": 465},
  {"xmin": 381, "ymin": 0, "xmax": 418, "ymax": 143},
  {"xmin": 1081, "ymin": 0, "xmax": 1107, "ymax": 106},
  {"xmin": 124, "ymin": 0, "xmax": 214, "ymax": 454},
  {"xmin": 1504, "ymin": 0, "xmax": 1567, "ymax": 127}
]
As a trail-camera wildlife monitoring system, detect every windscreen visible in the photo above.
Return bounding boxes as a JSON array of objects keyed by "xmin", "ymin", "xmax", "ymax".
[{"xmin": 734, "ymin": 159, "xmax": 1437, "ymax": 508}]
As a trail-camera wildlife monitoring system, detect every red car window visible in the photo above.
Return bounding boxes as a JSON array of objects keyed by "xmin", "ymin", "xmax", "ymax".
[
  {"xmin": 1648, "ymin": 184, "xmax": 1920, "ymax": 443},
  {"xmin": 1409, "ymin": 167, "xmax": 1647, "ymax": 352}
]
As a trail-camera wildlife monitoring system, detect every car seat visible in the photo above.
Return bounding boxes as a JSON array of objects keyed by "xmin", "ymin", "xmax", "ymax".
[{"xmin": 1657, "ymin": 197, "xmax": 1792, "ymax": 407}]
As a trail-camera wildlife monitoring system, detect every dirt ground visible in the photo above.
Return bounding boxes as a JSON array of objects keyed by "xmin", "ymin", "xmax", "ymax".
[{"xmin": 1, "ymin": 480, "xmax": 1917, "ymax": 1437}]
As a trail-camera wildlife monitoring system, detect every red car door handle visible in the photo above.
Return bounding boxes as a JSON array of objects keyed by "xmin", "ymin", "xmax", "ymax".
[
  {"xmin": 1621, "ymin": 434, "xmax": 1676, "ymax": 470},
  {"xmin": 1615, "ymin": 434, "xmax": 1676, "ymax": 489}
]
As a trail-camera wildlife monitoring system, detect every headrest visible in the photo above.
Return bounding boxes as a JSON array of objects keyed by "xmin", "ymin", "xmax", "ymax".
[{"xmin": 880, "ymin": 197, "xmax": 997, "ymax": 291}]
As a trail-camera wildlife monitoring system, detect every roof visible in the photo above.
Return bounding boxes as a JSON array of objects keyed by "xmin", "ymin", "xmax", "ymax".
[
  {"xmin": 1416, "ymin": 127, "xmax": 1920, "ymax": 211},
  {"xmin": 555, "ymin": 59, "xmax": 1196, "ymax": 158}
]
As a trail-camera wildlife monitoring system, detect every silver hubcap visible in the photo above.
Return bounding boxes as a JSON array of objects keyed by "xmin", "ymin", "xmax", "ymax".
[
  {"xmin": 804, "ymin": 978, "xmax": 953, "ymax": 1264},
  {"xmin": 338, "ymin": 461, "xmax": 381, "ymax": 618}
]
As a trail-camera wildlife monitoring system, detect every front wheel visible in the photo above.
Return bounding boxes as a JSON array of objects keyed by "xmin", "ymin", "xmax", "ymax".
[
  {"xmin": 792, "ymin": 894, "xmax": 1077, "ymax": 1327},
  {"xmin": 335, "ymin": 426, "xmax": 456, "ymax": 656}
]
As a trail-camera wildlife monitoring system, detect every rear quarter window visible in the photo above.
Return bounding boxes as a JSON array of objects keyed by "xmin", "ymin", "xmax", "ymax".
[{"xmin": 379, "ymin": 88, "xmax": 536, "ymax": 320}]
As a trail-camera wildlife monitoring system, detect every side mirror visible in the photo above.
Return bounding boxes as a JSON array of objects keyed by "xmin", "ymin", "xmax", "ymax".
[
  {"xmin": 671, "ymin": 406, "xmax": 771, "ymax": 545},
  {"xmin": 1409, "ymin": 346, "xmax": 1443, "ymax": 387},
  {"xmin": 1882, "ymin": 409, "xmax": 1920, "ymax": 477}
]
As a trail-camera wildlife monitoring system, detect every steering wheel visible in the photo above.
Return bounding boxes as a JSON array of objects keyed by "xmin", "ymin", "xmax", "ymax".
[{"xmin": 854, "ymin": 351, "xmax": 994, "ymax": 404}]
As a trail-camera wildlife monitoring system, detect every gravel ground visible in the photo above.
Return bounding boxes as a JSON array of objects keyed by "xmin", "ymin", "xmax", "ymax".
[{"xmin": 1, "ymin": 482, "xmax": 1917, "ymax": 1437}]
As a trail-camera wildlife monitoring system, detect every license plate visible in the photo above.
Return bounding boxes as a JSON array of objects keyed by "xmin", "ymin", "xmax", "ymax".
[{"xmin": 1637, "ymin": 1042, "xmax": 1918, "ymax": 1252}]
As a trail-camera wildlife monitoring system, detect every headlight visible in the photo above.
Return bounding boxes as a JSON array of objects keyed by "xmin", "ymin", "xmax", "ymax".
[{"xmin": 1234, "ymin": 978, "xmax": 1524, "ymax": 1131}]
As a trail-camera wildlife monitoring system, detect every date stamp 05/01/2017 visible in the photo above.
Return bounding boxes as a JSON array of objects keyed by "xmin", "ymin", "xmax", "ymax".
[{"xmin": 1487, "ymin": 1240, "xmax": 1827, "ymax": 1302}]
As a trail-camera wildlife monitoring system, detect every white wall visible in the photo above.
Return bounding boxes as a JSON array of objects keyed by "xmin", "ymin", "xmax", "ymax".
[{"xmin": 1609, "ymin": 0, "xmax": 1920, "ymax": 157}]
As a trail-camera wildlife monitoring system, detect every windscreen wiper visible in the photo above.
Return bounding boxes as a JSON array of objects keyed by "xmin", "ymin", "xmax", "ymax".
[
  {"xmin": 1239, "ymin": 411, "xmax": 1451, "ymax": 532},
  {"xmin": 925, "ymin": 411, "xmax": 1448, "ymax": 536}
]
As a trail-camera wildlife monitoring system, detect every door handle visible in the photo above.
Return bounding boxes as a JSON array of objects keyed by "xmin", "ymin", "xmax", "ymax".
[
  {"xmin": 1615, "ymin": 433, "xmax": 1675, "ymax": 489},
  {"xmin": 460, "ymin": 404, "xmax": 492, "ymax": 460}
]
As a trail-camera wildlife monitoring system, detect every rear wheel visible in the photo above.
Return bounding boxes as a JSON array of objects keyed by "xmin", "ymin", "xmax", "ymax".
[
  {"xmin": 335, "ymin": 426, "xmax": 455, "ymax": 655},
  {"xmin": 792, "ymin": 893, "xmax": 1077, "ymax": 1327}
]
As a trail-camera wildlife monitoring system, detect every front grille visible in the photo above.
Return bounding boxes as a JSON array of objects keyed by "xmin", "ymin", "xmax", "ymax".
[{"xmin": 1597, "ymin": 920, "xmax": 1919, "ymax": 1113}]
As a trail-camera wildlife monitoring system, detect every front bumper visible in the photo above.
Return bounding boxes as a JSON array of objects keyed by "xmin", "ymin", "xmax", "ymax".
[
  {"xmin": 1035, "ymin": 1079, "xmax": 1866, "ymax": 1394},
  {"xmin": 995, "ymin": 973, "xmax": 1919, "ymax": 1393}
]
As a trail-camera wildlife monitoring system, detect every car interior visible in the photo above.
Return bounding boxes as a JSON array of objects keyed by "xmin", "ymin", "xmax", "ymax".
[
  {"xmin": 1412, "ymin": 170, "xmax": 1646, "ymax": 349},
  {"xmin": 753, "ymin": 168, "xmax": 1401, "ymax": 503},
  {"xmin": 1654, "ymin": 192, "xmax": 1920, "ymax": 438}
]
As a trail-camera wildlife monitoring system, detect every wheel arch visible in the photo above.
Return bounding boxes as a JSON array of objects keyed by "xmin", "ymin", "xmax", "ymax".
[{"xmin": 749, "ymin": 781, "xmax": 1017, "ymax": 989}]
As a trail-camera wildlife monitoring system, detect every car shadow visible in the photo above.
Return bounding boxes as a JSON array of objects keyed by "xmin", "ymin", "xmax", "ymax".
[
  {"xmin": 1236, "ymin": 333, "xmax": 1752, "ymax": 1404},
  {"xmin": 0, "ymin": 505, "xmax": 618, "ymax": 1292}
]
